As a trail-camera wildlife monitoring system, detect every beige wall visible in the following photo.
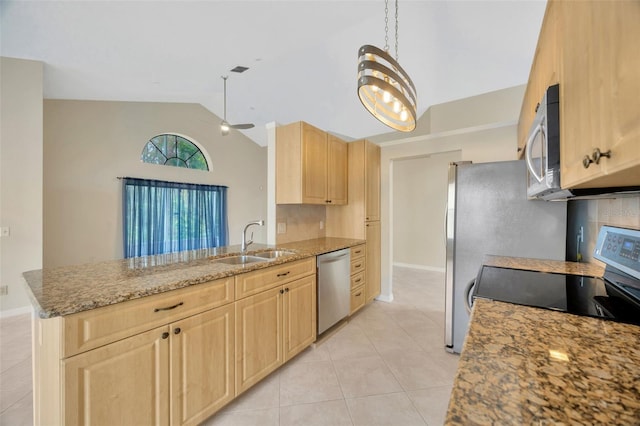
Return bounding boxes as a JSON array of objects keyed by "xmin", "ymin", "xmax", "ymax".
[
  {"xmin": 377, "ymin": 86, "xmax": 524, "ymax": 302},
  {"xmin": 392, "ymin": 151, "xmax": 462, "ymax": 270},
  {"xmin": 44, "ymin": 100, "xmax": 267, "ymax": 268},
  {"xmin": 0, "ymin": 57, "xmax": 43, "ymax": 314}
]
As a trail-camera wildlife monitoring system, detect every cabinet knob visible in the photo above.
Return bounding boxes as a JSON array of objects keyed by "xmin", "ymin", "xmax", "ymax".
[
  {"xmin": 162, "ymin": 332, "xmax": 170, "ymax": 339},
  {"xmin": 582, "ymin": 155, "xmax": 593, "ymax": 169},
  {"xmin": 592, "ymin": 148, "xmax": 611, "ymax": 165},
  {"xmin": 285, "ymin": 287, "xmax": 290, "ymax": 293},
  {"xmin": 280, "ymin": 289, "xmax": 285, "ymax": 294},
  {"xmin": 174, "ymin": 327, "xmax": 181, "ymax": 335}
]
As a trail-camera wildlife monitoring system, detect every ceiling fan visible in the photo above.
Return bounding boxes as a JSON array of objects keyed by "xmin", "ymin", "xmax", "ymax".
[{"xmin": 220, "ymin": 76, "xmax": 254, "ymax": 136}]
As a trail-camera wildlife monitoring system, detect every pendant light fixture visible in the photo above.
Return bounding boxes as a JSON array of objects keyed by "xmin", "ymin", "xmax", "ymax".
[{"xmin": 358, "ymin": 0, "xmax": 417, "ymax": 132}]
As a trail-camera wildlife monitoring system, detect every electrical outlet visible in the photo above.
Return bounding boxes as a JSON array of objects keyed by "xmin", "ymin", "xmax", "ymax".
[
  {"xmin": 319, "ymin": 220, "xmax": 324, "ymax": 230},
  {"xmin": 0, "ymin": 285, "xmax": 8, "ymax": 296},
  {"xmin": 277, "ymin": 222, "xmax": 287, "ymax": 234}
]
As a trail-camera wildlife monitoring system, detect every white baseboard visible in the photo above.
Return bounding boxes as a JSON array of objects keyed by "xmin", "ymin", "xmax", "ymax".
[
  {"xmin": 0, "ymin": 305, "xmax": 32, "ymax": 319},
  {"xmin": 393, "ymin": 262, "xmax": 445, "ymax": 273}
]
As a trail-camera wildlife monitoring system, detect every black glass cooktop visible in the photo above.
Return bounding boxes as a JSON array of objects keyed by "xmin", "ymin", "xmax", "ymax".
[{"xmin": 474, "ymin": 266, "xmax": 640, "ymax": 326}]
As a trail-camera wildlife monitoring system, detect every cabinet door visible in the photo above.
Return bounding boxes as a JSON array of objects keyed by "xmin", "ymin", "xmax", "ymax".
[
  {"xmin": 283, "ymin": 276, "xmax": 316, "ymax": 362},
  {"xmin": 235, "ymin": 287, "xmax": 283, "ymax": 395},
  {"xmin": 301, "ymin": 123, "xmax": 329, "ymax": 204},
  {"xmin": 365, "ymin": 142, "xmax": 381, "ymax": 221},
  {"xmin": 170, "ymin": 305, "xmax": 234, "ymax": 426},
  {"xmin": 517, "ymin": 0, "xmax": 559, "ymax": 153},
  {"xmin": 365, "ymin": 221, "xmax": 381, "ymax": 303},
  {"xmin": 560, "ymin": 0, "xmax": 640, "ymax": 188},
  {"xmin": 63, "ymin": 326, "xmax": 170, "ymax": 426},
  {"xmin": 327, "ymin": 134, "xmax": 348, "ymax": 205}
]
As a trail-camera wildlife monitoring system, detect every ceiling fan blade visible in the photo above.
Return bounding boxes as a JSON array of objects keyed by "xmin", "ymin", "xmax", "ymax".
[{"xmin": 229, "ymin": 123, "xmax": 255, "ymax": 129}]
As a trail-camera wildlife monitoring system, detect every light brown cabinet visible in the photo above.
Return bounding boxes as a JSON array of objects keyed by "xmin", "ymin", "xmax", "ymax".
[
  {"xmin": 558, "ymin": 0, "xmax": 640, "ymax": 188},
  {"xmin": 63, "ymin": 325, "xmax": 170, "ymax": 426},
  {"xmin": 517, "ymin": 0, "xmax": 560, "ymax": 154},
  {"xmin": 62, "ymin": 303, "xmax": 235, "ymax": 426},
  {"xmin": 349, "ymin": 245, "xmax": 366, "ymax": 314},
  {"xmin": 235, "ymin": 274, "xmax": 316, "ymax": 395},
  {"xmin": 276, "ymin": 121, "xmax": 348, "ymax": 205},
  {"xmin": 519, "ymin": 0, "xmax": 640, "ymax": 188},
  {"xmin": 327, "ymin": 139, "xmax": 381, "ymax": 305},
  {"xmin": 365, "ymin": 221, "xmax": 381, "ymax": 302},
  {"xmin": 34, "ymin": 259, "xmax": 318, "ymax": 425}
]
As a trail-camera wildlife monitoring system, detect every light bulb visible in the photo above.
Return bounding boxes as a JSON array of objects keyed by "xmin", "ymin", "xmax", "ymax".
[
  {"xmin": 383, "ymin": 90, "xmax": 391, "ymax": 103},
  {"xmin": 400, "ymin": 109, "xmax": 408, "ymax": 122},
  {"xmin": 372, "ymin": 85, "xmax": 379, "ymax": 93},
  {"xmin": 393, "ymin": 100, "xmax": 401, "ymax": 113}
]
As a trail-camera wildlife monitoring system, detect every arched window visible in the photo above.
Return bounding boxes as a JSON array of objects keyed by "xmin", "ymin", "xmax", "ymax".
[{"xmin": 141, "ymin": 134, "xmax": 209, "ymax": 171}]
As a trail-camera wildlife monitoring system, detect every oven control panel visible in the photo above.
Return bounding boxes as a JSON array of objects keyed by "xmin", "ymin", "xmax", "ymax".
[{"xmin": 594, "ymin": 226, "xmax": 640, "ymax": 279}]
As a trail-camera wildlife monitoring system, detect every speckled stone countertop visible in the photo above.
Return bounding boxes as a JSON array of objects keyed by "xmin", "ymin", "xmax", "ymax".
[
  {"xmin": 22, "ymin": 237, "xmax": 364, "ymax": 319},
  {"xmin": 483, "ymin": 254, "xmax": 605, "ymax": 277},
  {"xmin": 446, "ymin": 256, "xmax": 640, "ymax": 424}
]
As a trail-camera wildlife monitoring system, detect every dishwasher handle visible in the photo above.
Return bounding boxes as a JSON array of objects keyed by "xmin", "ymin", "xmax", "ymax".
[{"xmin": 317, "ymin": 251, "xmax": 349, "ymax": 265}]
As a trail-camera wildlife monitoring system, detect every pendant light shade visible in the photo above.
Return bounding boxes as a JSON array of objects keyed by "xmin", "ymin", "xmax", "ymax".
[
  {"xmin": 357, "ymin": 44, "xmax": 417, "ymax": 132},
  {"xmin": 357, "ymin": 0, "xmax": 417, "ymax": 132}
]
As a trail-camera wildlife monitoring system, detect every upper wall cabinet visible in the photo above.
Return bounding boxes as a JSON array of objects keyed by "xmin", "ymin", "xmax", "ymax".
[
  {"xmin": 559, "ymin": 0, "xmax": 640, "ymax": 188},
  {"xmin": 517, "ymin": 0, "xmax": 559, "ymax": 155},
  {"xmin": 519, "ymin": 0, "xmax": 640, "ymax": 189},
  {"xmin": 276, "ymin": 121, "xmax": 348, "ymax": 205}
]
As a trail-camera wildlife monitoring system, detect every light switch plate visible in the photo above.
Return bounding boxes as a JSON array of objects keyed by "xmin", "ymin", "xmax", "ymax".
[{"xmin": 277, "ymin": 223, "xmax": 286, "ymax": 234}]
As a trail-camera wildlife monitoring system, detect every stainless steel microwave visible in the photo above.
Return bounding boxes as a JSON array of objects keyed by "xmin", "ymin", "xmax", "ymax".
[
  {"xmin": 525, "ymin": 84, "xmax": 640, "ymax": 200},
  {"xmin": 525, "ymin": 84, "xmax": 563, "ymax": 199}
]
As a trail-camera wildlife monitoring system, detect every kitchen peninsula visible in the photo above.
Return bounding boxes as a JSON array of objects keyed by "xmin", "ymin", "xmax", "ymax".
[
  {"xmin": 22, "ymin": 237, "xmax": 364, "ymax": 426},
  {"xmin": 446, "ymin": 256, "xmax": 640, "ymax": 424}
]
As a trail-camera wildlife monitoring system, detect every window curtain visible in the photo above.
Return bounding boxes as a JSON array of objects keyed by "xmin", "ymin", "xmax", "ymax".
[{"xmin": 122, "ymin": 178, "xmax": 228, "ymax": 258}]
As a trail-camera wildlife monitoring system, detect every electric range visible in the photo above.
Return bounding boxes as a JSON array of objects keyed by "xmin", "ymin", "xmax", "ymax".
[{"xmin": 473, "ymin": 225, "xmax": 640, "ymax": 326}]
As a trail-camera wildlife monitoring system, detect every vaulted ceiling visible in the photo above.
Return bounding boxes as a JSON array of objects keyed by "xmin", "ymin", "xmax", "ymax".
[{"xmin": 1, "ymin": 1, "xmax": 546, "ymax": 146}]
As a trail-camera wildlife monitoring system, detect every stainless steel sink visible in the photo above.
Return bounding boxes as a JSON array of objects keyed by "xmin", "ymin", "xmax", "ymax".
[
  {"xmin": 253, "ymin": 250, "xmax": 295, "ymax": 259},
  {"xmin": 210, "ymin": 255, "xmax": 266, "ymax": 265}
]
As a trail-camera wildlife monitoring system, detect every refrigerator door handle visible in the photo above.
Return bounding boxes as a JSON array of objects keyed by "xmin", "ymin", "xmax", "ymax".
[{"xmin": 464, "ymin": 278, "xmax": 476, "ymax": 314}]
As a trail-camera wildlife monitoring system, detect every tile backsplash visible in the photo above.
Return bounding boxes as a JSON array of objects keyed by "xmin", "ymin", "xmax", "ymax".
[
  {"xmin": 275, "ymin": 204, "xmax": 326, "ymax": 244},
  {"xmin": 567, "ymin": 196, "xmax": 640, "ymax": 265}
]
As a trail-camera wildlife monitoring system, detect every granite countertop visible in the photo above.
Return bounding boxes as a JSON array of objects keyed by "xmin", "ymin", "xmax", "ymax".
[
  {"xmin": 446, "ymin": 256, "xmax": 640, "ymax": 424},
  {"xmin": 482, "ymin": 254, "xmax": 605, "ymax": 277},
  {"xmin": 22, "ymin": 237, "xmax": 364, "ymax": 319}
]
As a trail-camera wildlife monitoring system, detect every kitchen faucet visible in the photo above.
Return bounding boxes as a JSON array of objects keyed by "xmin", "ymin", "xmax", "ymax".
[{"xmin": 241, "ymin": 220, "xmax": 264, "ymax": 253}]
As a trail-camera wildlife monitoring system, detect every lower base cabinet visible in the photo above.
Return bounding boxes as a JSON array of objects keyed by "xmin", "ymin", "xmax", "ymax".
[
  {"xmin": 235, "ymin": 275, "xmax": 316, "ymax": 395},
  {"xmin": 34, "ymin": 261, "xmax": 317, "ymax": 425},
  {"xmin": 62, "ymin": 304, "xmax": 235, "ymax": 426}
]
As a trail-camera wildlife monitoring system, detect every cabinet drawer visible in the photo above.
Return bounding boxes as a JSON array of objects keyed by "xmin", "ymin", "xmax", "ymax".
[
  {"xmin": 63, "ymin": 277, "xmax": 233, "ymax": 358},
  {"xmin": 350, "ymin": 286, "xmax": 366, "ymax": 315},
  {"xmin": 350, "ymin": 257, "xmax": 365, "ymax": 275},
  {"xmin": 350, "ymin": 271, "xmax": 365, "ymax": 290},
  {"xmin": 235, "ymin": 257, "xmax": 316, "ymax": 300},
  {"xmin": 351, "ymin": 245, "xmax": 365, "ymax": 261}
]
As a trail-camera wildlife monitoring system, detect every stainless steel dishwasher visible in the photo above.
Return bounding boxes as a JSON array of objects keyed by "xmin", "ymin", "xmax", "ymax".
[{"xmin": 317, "ymin": 248, "xmax": 351, "ymax": 334}]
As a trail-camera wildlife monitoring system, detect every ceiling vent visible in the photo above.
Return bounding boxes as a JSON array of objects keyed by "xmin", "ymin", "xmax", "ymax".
[{"xmin": 230, "ymin": 66, "xmax": 249, "ymax": 73}]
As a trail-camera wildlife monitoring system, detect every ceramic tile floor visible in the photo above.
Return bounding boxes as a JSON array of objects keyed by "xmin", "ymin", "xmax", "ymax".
[{"xmin": 0, "ymin": 267, "xmax": 458, "ymax": 426}]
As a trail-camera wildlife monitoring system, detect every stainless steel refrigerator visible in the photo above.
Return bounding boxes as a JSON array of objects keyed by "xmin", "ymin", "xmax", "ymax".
[{"xmin": 444, "ymin": 160, "xmax": 567, "ymax": 353}]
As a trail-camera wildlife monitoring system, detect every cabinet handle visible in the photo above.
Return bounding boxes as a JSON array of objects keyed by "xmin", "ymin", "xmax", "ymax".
[
  {"xmin": 280, "ymin": 289, "xmax": 285, "ymax": 294},
  {"xmin": 355, "ymin": 278, "xmax": 362, "ymax": 283},
  {"xmin": 285, "ymin": 287, "xmax": 290, "ymax": 293},
  {"xmin": 162, "ymin": 332, "xmax": 170, "ymax": 339},
  {"xmin": 355, "ymin": 292, "xmax": 362, "ymax": 297},
  {"xmin": 355, "ymin": 263, "xmax": 362, "ymax": 268},
  {"xmin": 583, "ymin": 148, "xmax": 611, "ymax": 169},
  {"xmin": 154, "ymin": 302, "xmax": 184, "ymax": 312},
  {"xmin": 592, "ymin": 148, "xmax": 611, "ymax": 164},
  {"xmin": 277, "ymin": 271, "xmax": 290, "ymax": 277},
  {"xmin": 354, "ymin": 250, "xmax": 362, "ymax": 254},
  {"xmin": 174, "ymin": 327, "xmax": 181, "ymax": 335}
]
